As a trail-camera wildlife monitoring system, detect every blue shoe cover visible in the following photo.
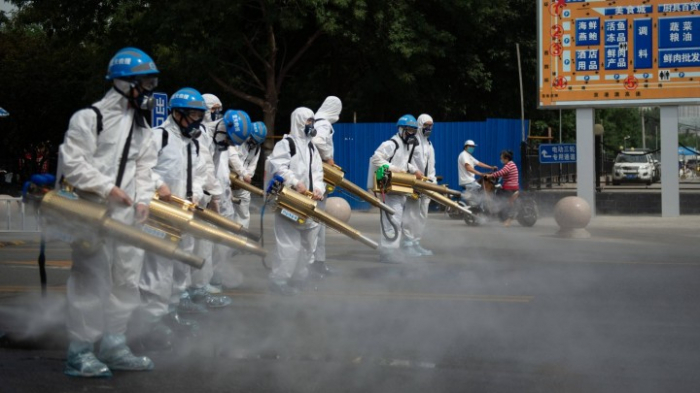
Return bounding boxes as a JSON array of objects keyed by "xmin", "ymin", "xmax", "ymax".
[
  {"xmin": 64, "ymin": 341, "xmax": 112, "ymax": 378},
  {"xmin": 98, "ymin": 334, "xmax": 154, "ymax": 371}
]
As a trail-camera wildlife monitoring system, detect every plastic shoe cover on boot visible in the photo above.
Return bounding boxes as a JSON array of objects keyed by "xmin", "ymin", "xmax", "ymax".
[
  {"xmin": 413, "ymin": 242, "xmax": 434, "ymax": 256},
  {"xmin": 138, "ymin": 323, "xmax": 174, "ymax": 352},
  {"xmin": 204, "ymin": 283, "xmax": 222, "ymax": 294},
  {"xmin": 268, "ymin": 280, "xmax": 300, "ymax": 296},
  {"xmin": 177, "ymin": 294, "xmax": 208, "ymax": 314},
  {"xmin": 98, "ymin": 334, "xmax": 154, "ymax": 371},
  {"xmin": 64, "ymin": 341, "xmax": 112, "ymax": 378},
  {"xmin": 401, "ymin": 241, "xmax": 422, "ymax": 257},
  {"xmin": 190, "ymin": 288, "xmax": 232, "ymax": 308},
  {"xmin": 163, "ymin": 312, "xmax": 200, "ymax": 335},
  {"xmin": 311, "ymin": 261, "xmax": 336, "ymax": 275}
]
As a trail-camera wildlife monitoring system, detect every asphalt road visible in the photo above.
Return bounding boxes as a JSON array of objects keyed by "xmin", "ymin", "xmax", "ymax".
[{"xmin": 1, "ymin": 213, "xmax": 700, "ymax": 393}]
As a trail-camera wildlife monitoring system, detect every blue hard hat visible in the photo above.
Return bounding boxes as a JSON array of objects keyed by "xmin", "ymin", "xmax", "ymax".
[
  {"xmin": 169, "ymin": 88, "xmax": 207, "ymax": 111},
  {"xmin": 250, "ymin": 121, "xmax": 268, "ymax": 144},
  {"xmin": 106, "ymin": 47, "xmax": 159, "ymax": 80},
  {"xmin": 224, "ymin": 109, "xmax": 252, "ymax": 145},
  {"xmin": 397, "ymin": 114, "xmax": 418, "ymax": 129}
]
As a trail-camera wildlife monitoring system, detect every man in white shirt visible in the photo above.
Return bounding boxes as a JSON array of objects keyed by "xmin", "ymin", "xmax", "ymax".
[{"xmin": 457, "ymin": 139, "xmax": 496, "ymax": 193}]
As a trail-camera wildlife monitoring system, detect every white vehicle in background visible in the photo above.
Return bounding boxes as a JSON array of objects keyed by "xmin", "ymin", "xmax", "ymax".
[{"xmin": 612, "ymin": 151, "xmax": 659, "ymax": 185}]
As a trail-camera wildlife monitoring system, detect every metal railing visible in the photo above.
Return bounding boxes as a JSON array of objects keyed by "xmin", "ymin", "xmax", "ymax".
[{"xmin": 0, "ymin": 196, "xmax": 40, "ymax": 233}]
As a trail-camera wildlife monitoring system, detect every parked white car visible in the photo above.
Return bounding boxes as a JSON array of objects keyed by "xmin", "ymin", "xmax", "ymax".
[{"xmin": 612, "ymin": 151, "xmax": 658, "ymax": 185}]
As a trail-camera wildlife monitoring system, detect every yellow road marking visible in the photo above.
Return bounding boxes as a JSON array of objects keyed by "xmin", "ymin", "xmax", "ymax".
[
  {"xmin": 222, "ymin": 290, "xmax": 534, "ymax": 303},
  {"xmin": 0, "ymin": 248, "xmax": 72, "ymax": 253},
  {"xmin": 0, "ymin": 260, "xmax": 72, "ymax": 268},
  {"xmin": 0, "ymin": 285, "xmax": 66, "ymax": 293},
  {"xmin": 0, "ymin": 285, "xmax": 531, "ymax": 303}
]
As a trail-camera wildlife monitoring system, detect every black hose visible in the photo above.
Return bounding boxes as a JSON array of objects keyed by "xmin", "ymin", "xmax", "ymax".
[
  {"xmin": 260, "ymin": 196, "xmax": 273, "ymax": 270},
  {"xmin": 38, "ymin": 234, "xmax": 47, "ymax": 298},
  {"xmin": 377, "ymin": 179, "xmax": 399, "ymax": 241}
]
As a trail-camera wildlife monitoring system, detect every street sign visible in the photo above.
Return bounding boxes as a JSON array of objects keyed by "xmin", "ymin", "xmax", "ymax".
[
  {"xmin": 539, "ymin": 0, "xmax": 700, "ymax": 108},
  {"xmin": 151, "ymin": 92, "xmax": 168, "ymax": 128},
  {"xmin": 539, "ymin": 143, "xmax": 578, "ymax": 163}
]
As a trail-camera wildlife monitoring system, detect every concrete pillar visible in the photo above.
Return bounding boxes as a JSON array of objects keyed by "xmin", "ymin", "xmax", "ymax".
[
  {"xmin": 660, "ymin": 106, "xmax": 680, "ymax": 217},
  {"xmin": 576, "ymin": 108, "xmax": 596, "ymax": 216}
]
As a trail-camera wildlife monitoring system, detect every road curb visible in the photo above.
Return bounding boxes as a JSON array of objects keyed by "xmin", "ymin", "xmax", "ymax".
[{"xmin": 0, "ymin": 241, "xmax": 27, "ymax": 248}]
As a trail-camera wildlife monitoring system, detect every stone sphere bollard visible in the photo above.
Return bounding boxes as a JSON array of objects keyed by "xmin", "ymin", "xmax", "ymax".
[
  {"xmin": 324, "ymin": 197, "xmax": 352, "ymax": 223},
  {"xmin": 553, "ymin": 196, "xmax": 592, "ymax": 239}
]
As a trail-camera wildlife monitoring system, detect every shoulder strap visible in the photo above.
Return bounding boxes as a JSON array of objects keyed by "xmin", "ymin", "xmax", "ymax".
[
  {"xmin": 88, "ymin": 106, "xmax": 103, "ymax": 135},
  {"xmin": 115, "ymin": 120, "xmax": 135, "ymax": 188},
  {"xmin": 387, "ymin": 138, "xmax": 400, "ymax": 163},
  {"xmin": 157, "ymin": 127, "xmax": 168, "ymax": 155},
  {"xmin": 193, "ymin": 139, "xmax": 200, "ymax": 156},
  {"xmin": 285, "ymin": 137, "xmax": 296, "ymax": 157}
]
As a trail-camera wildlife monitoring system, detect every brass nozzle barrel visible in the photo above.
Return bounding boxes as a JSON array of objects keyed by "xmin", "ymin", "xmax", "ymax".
[
  {"xmin": 102, "ymin": 219, "xmax": 204, "ymax": 268},
  {"xmin": 40, "ymin": 191, "xmax": 204, "ymax": 268},
  {"xmin": 338, "ymin": 178, "xmax": 396, "ymax": 215},
  {"xmin": 414, "ymin": 180, "xmax": 462, "ymax": 196},
  {"xmin": 229, "ymin": 174, "xmax": 264, "ymax": 197},
  {"xmin": 193, "ymin": 207, "xmax": 261, "ymax": 242},
  {"xmin": 150, "ymin": 199, "xmax": 267, "ymax": 256},
  {"xmin": 277, "ymin": 187, "xmax": 378, "ymax": 250},
  {"xmin": 163, "ymin": 195, "xmax": 259, "ymax": 241},
  {"xmin": 323, "ymin": 162, "xmax": 395, "ymax": 215},
  {"xmin": 420, "ymin": 189, "xmax": 472, "ymax": 215}
]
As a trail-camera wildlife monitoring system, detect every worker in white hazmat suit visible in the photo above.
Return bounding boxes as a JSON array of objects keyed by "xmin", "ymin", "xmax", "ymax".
[
  {"xmin": 228, "ymin": 120, "xmax": 264, "ymax": 230},
  {"xmin": 202, "ymin": 93, "xmax": 223, "ymax": 123},
  {"xmin": 265, "ymin": 107, "xmax": 325, "ymax": 295},
  {"xmin": 401, "ymin": 114, "xmax": 435, "ymax": 256},
  {"xmin": 205, "ymin": 110, "xmax": 254, "ymax": 291},
  {"xmin": 57, "ymin": 47, "xmax": 158, "ymax": 377},
  {"xmin": 192, "ymin": 93, "xmax": 226, "ymax": 294},
  {"xmin": 310, "ymin": 96, "xmax": 342, "ymax": 278},
  {"xmin": 370, "ymin": 114, "xmax": 423, "ymax": 264},
  {"xmin": 138, "ymin": 88, "xmax": 212, "ymax": 350},
  {"xmin": 184, "ymin": 97, "xmax": 230, "ymax": 308}
]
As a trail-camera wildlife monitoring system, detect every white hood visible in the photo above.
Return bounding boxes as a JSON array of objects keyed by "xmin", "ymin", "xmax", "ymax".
[
  {"xmin": 289, "ymin": 107, "xmax": 315, "ymax": 140},
  {"xmin": 202, "ymin": 93, "xmax": 222, "ymax": 123},
  {"xmin": 417, "ymin": 113, "xmax": 433, "ymax": 139},
  {"xmin": 315, "ymin": 96, "xmax": 342, "ymax": 124}
]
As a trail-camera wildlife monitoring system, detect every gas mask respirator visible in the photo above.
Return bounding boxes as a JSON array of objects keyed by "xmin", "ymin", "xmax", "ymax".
[
  {"xmin": 304, "ymin": 124, "xmax": 317, "ymax": 138},
  {"xmin": 175, "ymin": 110, "xmax": 203, "ymax": 139},
  {"xmin": 401, "ymin": 127, "xmax": 419, "ymax": 146}
]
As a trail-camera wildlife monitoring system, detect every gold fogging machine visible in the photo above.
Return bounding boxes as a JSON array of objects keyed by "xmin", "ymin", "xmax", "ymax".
[
  {"xmin": 265, "ymin": 174, "xmax": 378, "ymax": 250},
  {"xmin": 229, "ymin": 174, "xmax": 265, "ymax": 197},
  {"xmin": 322, "ymin": 163, "xmax": 396, "ymax": 215},
  {"xmin": 146, "ymin": 194, "xmax": 266, "ymax": 257},
  {"xmin": 373, "ymin": 171, "xmax": 471, "ymax": 215},
  {"xmin": 23, "ymin": 184, "xmax": 204, "ymax": 269}
]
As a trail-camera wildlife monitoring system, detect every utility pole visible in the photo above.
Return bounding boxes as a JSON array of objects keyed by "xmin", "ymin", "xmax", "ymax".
[{"xmin": 641, "ymin": 109, "xmax": 647, "ymax": 150}]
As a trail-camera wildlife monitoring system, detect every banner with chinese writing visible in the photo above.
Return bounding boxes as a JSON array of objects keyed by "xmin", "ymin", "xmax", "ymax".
[{"xmin": 539, "ymin": 0, "xmax": 700, "ymax": 108}]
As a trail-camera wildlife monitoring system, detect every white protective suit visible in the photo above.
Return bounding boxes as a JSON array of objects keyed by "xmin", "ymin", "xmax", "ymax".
[
  {"xmin": 188, "ymin": 125, "xmax": 224, "ymax": 292},
  {"xmin": 57, "ymin": 88, "xmax": 157, "ymax": 343},
  {"xmin": 311, "ymin": 96, "xmax": 342, "ymax": 263},
  {"xmin": 401, "ymin": 114, "xmax": 436, "ymax": 245},
  {"xmin": 229, "ymin": 139, "xmax": 262, "ymax": 229},
  {"xmin": 370, "ymin": 132, "xmax": 419, "ymax": 253},
  {"xmin": 139, "ymin": 115, "xmax": 209, "ymax": 322},
  {"xmin": 206, "ymin": 120, "xmax": 246, "ymax": 288},
  {"xmin": 202, "ymin": 94, "xmax": 222, "ymax": 123},
  {"xmin": 265, "ymin": 107, "xmax": 325, "ymax": 284}
]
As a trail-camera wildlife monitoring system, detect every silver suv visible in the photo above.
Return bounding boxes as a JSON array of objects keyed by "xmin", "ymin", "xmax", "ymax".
[{"xmin": 612, "ymin": 151, "xmax": 659, "ymax": 185}]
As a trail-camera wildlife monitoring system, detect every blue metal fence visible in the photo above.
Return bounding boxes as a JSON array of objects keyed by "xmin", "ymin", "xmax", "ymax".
[{"xmin": 332, "ymin": 118, "xmax": 527, "ymax": 209}]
